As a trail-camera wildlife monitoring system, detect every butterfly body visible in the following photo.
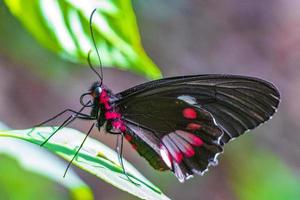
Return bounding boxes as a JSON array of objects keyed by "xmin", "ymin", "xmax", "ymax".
[
  {"xmin": 86, "ymin": 74, "xmax": 280, "ymax": 182},
  {"xmin": 88, "ymin": 82, "xmax": 125, "ymax": 134}
]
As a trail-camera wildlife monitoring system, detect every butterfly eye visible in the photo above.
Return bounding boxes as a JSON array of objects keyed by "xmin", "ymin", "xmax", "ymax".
[{"xmin": 94, "ymin": 87, "xmax": 102, "ymax": 97}]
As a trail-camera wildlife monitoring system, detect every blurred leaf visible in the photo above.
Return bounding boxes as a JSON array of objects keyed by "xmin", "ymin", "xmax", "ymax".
[
  {"xmin": 4, "ymin": 0, "xmax": 162, "ymax": 79},
  {"xmin": 0, "ymin": 127, "xmax": 170, "ymax": 200},
  {"xmin": 0, "ymin": 154, "xmax": 68, "ymax": 200},
  {"xmin": 0, "ymin": 122, "xmax": 94, "ymax": 200},
  {"xmin": 227, "ymin": 140, "xmax": 300, "ymax": 200}
]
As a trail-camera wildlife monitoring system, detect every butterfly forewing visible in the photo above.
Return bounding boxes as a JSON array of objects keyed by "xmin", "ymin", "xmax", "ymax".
[{"xmin": 116, "ymin": 75, "xmax": 280, "ymax": 142}]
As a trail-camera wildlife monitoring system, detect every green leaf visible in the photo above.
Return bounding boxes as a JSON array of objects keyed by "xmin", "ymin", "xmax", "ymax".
[
  {"xmin": 227, "ymin": 140, "xmax": 300, "ymax": 200},
  {"xmin": 0, "ymin": 127, "xmax": 170, "ymax": 200},
  {"xmin": 0, "ymin": 154, "xmax": 68, "ymax": 200},
  {"xmin": 4, "ymin": 0, "xmax": 162, "ymax": 79},
  {"xmin": 0, "ymin": 122, "xmax": 94, "ymax": 200}
]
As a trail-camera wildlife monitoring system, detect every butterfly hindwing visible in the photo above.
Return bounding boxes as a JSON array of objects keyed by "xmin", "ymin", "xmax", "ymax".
[
  {"xmin": 124, "ymin": 124, "xmax": 168, "ymax": 171},
  {"xmin": 120, "ymin": 97, "xmax": 224, "ymax": 181}
]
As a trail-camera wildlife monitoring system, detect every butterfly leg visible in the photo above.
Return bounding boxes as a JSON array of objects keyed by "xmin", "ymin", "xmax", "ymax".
[
  {"xmin": 35, "ymin": 109, "xmax": 92, "ymax": 127},
  {"xmin": 63, "ymin": 123, "xmax": 95, "ymax": 177},
  {"xmin": 36, "ymin": 99, "xmax": 94, "ymax": 127},
  {"xmin": 40, "ymin": 102, "xmax": 96, "ymax": 146},
  {"xmin": 115, "ymin": 134, "xmax": 140, "ymax": 186},
  {"xmin": 105, "ymin": 120, "xmax": 123, "ymax": 135},
  {"xmin": 40, "ymin": 114, "xmax": 95, "ymax": 146}
]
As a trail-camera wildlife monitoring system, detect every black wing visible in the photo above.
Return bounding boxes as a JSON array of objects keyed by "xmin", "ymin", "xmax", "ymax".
[
  {"xmin": 114, "ymin": 74, "xmax": 280, "ymax": 181},
  {"xmin": 121, "ymin": 97, "xmax": 224, "ymax": 182}
]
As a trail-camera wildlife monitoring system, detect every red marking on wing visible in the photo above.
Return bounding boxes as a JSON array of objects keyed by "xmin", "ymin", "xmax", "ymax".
[
  {"xmin": 125, "ymin": 134, "xmax": 132, "ymax": 142},
  {"xmin": 189, "ymin": 136, "xmax": 203, "ymax": 146},
  {"xmin": 174, "ymin": 152, "xmax": 183, "ymax": 163},
  {"xmin": 184, "ymin": 146, "xmax": 195, "ymax": 157},
  {"xmin": 168, "ymin": 147, "xmax": 183, "ymax": 163},
  {"xmin": 176, "ymin": 130, "xmax": 203, "ymax": 146},
  {"xmin": 170, "ymin": 133, "xmax": 195, "ymax": 158},
  {"xmin": 179, "ymin": 143, "xmax": 195, "ymax": 157},
  {"xmin": 186, "ymin": 123, "xmax": 202, "ymax": 130},
  {"xmin": 123, "ymin": 131, "xmax": 136, "ymax": 150},
  {"xmin": 182, "ymin": 108, "xmax": 197, "ymax": 119},
  {"xmin": 162, "ymin": 136, "xmax": 183, "ymax": 163}
]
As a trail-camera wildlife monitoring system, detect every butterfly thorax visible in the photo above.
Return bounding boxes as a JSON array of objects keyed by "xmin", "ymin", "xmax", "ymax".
[
  {"xmin": 91, "ymin": 85, "xmax": 126, "ymax": 134},
  {"xmin": 100, "ymin": 89, "xmax": 127, "ymax": 133}
]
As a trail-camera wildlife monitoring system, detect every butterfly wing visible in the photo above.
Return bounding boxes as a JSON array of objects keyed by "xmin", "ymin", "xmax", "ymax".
[
  {"xmin": 114, "ymin": 74, "xmax": 280, "ymax": 181},
  {"xmin": 122, "ymin": 97, "xmax": 224, "ymax": 182}
]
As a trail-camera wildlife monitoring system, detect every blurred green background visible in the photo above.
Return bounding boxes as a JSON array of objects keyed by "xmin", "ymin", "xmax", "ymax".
[{"xmin": 0, "ymin": 0, "xmax": 299, "ymax": 200}]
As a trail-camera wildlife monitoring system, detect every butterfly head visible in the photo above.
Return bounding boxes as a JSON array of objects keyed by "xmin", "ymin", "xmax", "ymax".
[
  {"xmin": 90, "ymin": 81, "xmax": 103, "ymax": 98},
  {"xmin": 79, "ymin": 81, "xmax": 103, "ymax": 108}
]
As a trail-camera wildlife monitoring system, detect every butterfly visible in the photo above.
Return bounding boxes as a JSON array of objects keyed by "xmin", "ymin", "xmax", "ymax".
[
  {"xmin": 38, "ymin": 9, "xmax": 280, "ymax": 182},
  {"xmin": 40, "ymin": 73, "xmax": 280, "ymax": 182},
  {"xmin": 87, "ymin": 74, "xmax": 280, "ymax": 182}
]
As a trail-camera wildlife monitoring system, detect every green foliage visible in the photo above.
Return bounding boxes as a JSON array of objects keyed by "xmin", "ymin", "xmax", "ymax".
[
  {"xmin": 0, "ymin": 123, "xmax": 93, "ymax": 200},
  {"xmin": 0, "ymin": 127, "xmax": 170, "ymax": 200},
  {"xmin": 227, "ymin": 140, "xmax": 300, "ymax": 200},
  {"xmin": 0, "ymin": 154, "xmax": 68, "ymax": 200},
  {"xmin": 4, "ymin": 0, "xmax": 162, "ymax": 79}
]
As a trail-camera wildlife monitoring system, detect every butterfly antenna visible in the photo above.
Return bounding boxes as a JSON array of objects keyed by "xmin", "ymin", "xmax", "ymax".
[
  {"xmin": 87, "ymin": 50, "xmax": 102, "ymax": 82},
  {"xmin": 64, "ymin": 123, "xmax": 95, "ymax": 177},
  {"xmin": 116, "ymin": 134, "xmax": 139, "ymax": 186},
  {"xmin": 89, "ymin": 8, "xmax": 103, "ymax": 84}
]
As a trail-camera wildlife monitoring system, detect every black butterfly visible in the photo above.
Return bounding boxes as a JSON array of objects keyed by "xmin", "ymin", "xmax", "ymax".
[
  {"xmin": 40, "ymin": 73, "xmax": 280, "ymax": 182},
  {"xmin": 95, "ymin": 74, "xmax": 280, "ymax": 182},
  {"xmin": 38, "ymin": 10, "xmax": 280, "ymax": 182}
]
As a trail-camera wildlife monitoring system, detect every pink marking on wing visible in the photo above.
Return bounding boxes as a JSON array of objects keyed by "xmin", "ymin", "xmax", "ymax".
[
  {"xmin": 105, "ymin": 111, "xmax": 121, "ymax": 120},
  {"xmin": 186, "ymin": 123, "xmax": 202, "ymax": 130},
  {"xmin": 184, "ymin": 145, "xmax": 195, "ymax": 157},
  {"xmin": 170, "ymin": 133, "xmax": 195, "ymax": 158},
  {"xmin": 182, "ymin": 108, "xmax": 197, "ymax": 119},
  {"xmin": 159, "ymin": 145, "xmax": 172, "ymax": 169},
  {"xmin": 174, "ymin": 152, "xmax": 183, "ymax": 163},
  {"xmin": 176, "ymin": 130, "xmax": 204, "ymax": 146},
  {"xmin": 191, "ymin": 136, "xmax": 203, "ymax": 146},
  {"xmin": 162, "ymin": 136, "xmax": 183, "ymax": 163}
]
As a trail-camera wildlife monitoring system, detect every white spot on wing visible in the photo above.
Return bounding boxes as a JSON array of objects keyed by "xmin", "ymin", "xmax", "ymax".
[
  {"xmin": 177, "ymin": 95, "xmax": 197, "ymax": 105},
  {"xmin": 159, "ymin": 145, "xmax": 172, "ymax": 169}
]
